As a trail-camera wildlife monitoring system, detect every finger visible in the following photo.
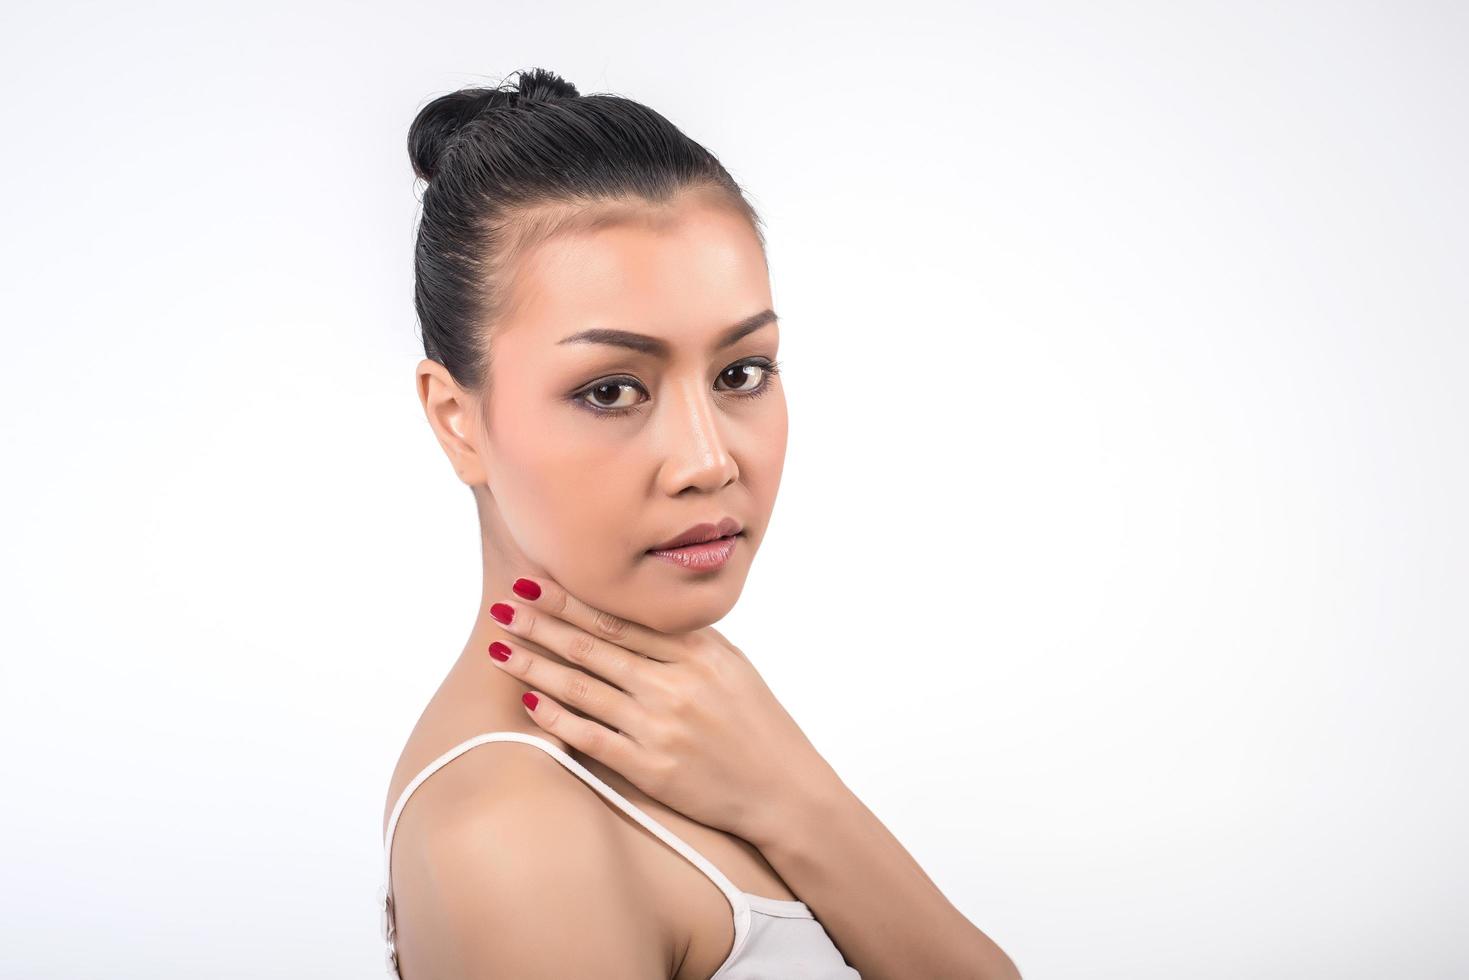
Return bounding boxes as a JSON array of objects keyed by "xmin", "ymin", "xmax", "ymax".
[
  {"xmin": 520, "ymin": 689, "xmax": 642, "ymax": 774},
  {"xmin": 507, "ymin": 576, "xmax": 689, "ymax": 663},
  {"xmin": 491, "ymin": 596, "xmax": 655, "ymax": 693},
  {"xmin": 486, "ymin": 638, "xmax": 644, "ymax": 735}
]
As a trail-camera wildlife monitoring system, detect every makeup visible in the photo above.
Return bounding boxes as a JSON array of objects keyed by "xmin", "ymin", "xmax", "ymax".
[{"xmin": 645, "ymin": 532, "xmax": 740, "ymax": 570}]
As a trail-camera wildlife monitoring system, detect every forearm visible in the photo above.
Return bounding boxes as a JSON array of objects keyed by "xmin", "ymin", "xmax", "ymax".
[{"xmin": 747, "ymin": 762, "xmax": 1021, "ymax": 980}]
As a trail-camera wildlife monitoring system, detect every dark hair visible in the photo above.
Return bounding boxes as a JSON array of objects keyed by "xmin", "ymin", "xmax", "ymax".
[{"xmin": 407, "ymin": 67, "xmax": 767, "ymax": 391}]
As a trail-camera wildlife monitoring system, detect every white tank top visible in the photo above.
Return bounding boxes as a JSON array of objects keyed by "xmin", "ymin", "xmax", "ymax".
[{"xmin": 380, "ymin": 731, "xmax": 861, "ymax": 979}]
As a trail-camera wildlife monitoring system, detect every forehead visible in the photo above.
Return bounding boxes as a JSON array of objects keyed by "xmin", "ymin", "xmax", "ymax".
[{"xmin": 499, "ymin": 198, "xmax": 771, "ymax": 349}]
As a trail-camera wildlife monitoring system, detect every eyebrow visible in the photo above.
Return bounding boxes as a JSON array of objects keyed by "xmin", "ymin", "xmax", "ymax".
[{"xmin": 556, "ymin": 308, "xmax": 778, "ymax": 357}]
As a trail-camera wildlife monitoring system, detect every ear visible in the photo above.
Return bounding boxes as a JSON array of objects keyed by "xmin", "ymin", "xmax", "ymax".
[{"xmin": 416, "ymin": 358, "xmax": 490, "ymax": 486}]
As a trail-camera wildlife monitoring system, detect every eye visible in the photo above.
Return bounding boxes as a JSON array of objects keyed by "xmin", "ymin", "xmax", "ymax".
[
  {"xmin": 579, "ymin": 378, "xmax": 646, "ymax": 412},
  {"xmin": 571, "ymin": 357, "xmax": 781, "ymax": 420},
  {"xmin": 716, "ymin": 361, "xmax": 770, "ymax": 393}
]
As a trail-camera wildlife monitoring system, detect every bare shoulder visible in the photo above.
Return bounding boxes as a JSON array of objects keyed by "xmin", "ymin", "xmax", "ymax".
[{"xmin": 387, "ymin": 739, "xmax": 677, "ymax": 980}]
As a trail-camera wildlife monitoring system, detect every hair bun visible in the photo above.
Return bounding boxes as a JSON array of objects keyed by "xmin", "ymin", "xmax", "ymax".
[
  {"xmin": 407, "ymin": 68, "xmax": 580, "ymax": 181},
  {"xmin": 515, "ymin": 67, "xmax": 579, "ymax": 102}
]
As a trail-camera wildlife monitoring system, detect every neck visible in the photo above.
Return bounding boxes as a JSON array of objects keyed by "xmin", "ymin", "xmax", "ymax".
[{"xmin": 434, "ymin": 504, "xmax": 580, "ymax": 737}]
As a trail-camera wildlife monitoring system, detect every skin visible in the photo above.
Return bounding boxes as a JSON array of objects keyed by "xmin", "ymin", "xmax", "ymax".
[
  {"xmin": 384, "ymin": 188, "xmax": 1021, "ymax": 980},
  {"xmin": 383, "ymin": 190, "xmax": 800, "ymax": 978}
]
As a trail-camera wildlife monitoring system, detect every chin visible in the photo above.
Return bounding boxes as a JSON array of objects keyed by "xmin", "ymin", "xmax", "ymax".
[{"xmin": 626, "ymin": 589, "xmax": 740, "ymax": 636}]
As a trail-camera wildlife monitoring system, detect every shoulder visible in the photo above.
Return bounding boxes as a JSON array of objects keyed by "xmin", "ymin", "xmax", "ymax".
[{"xmin": 388, "ymin": 737, "xmax": 676, "ymax": 979}]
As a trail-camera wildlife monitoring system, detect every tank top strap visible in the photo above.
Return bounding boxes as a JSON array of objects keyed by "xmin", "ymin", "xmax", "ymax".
[{"xmin": 381, "ymin": 730, "xmax": 752, "ymax": 924}]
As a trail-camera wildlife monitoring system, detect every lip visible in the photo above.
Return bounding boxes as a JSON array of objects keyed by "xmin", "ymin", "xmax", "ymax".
[
  {"xmin": 646, "ymin": 516, "xmax": 743, "ymax": 552},
  {"xmin": 645, "ymin": 532, "xmax": 740, "ymax": 571}
]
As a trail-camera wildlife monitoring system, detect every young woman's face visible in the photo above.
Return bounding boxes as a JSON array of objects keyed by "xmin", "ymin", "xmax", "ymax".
[{"xmin": 476, "ymin": 196, "xmax": 787, "ymax": 634}]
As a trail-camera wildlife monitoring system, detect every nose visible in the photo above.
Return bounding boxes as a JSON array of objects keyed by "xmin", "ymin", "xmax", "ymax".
[{"xmin": 655, "ymin": 375, "xmax": 739, "ymax": 494}]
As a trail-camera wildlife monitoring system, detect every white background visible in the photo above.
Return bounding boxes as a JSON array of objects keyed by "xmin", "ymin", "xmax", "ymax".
[{"xmin": 1, "ymin": 2, "xmax": 1464, "ymax": 977}]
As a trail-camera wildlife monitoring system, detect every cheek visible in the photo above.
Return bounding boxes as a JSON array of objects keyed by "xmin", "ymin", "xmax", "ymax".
[
  {"xmin": 744, "ymin": 396, "xmax": 789, "ymax": 500},
  {"xmin": 493, "ymin": 426, "xmax": 638, "ymax": 560}
]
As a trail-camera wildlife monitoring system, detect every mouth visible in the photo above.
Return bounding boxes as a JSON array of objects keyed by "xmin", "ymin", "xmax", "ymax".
[
  {"xmin": 645, "ymin": 531, "xmax": 743, "ymax": 552},
  {"xmin": 644, "ymin": 531, "xmax": 743, "ymax": 570},
  {"xmin": 646, "ymin": 517, "xmax": 744, "ymax": 552}
]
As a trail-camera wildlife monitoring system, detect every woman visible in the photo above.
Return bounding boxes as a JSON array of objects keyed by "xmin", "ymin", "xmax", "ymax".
[{"xmin": 379, "ymin": 67, "xmax": 1020, "ymax": 980}]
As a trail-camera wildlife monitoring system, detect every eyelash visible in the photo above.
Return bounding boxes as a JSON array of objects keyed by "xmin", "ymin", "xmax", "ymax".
[{"xmin": 571, "ymin": 357, "xmax": 782, "ymax": 420}]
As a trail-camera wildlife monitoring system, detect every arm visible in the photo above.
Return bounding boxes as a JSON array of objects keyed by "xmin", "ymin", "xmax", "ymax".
[
  {"xmin": 390, "ymin": 781, "xmax": 673, "ymax": 980},
  {"xmin": 745, "ymin": 759, "xmax": 1021, "ymax": 980}
]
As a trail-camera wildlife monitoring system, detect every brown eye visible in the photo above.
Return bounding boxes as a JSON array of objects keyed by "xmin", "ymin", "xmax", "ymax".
[
  {"xmin": 571, "ymin": 358, "xmax": 780, "ymax": 421},
  {"xmin": 582, "ymin": 380, "xmax": 646, "ymax": 410},
  {"xmin": 717, "ymin": 362, "xmax": 768, "ymax": 392}
]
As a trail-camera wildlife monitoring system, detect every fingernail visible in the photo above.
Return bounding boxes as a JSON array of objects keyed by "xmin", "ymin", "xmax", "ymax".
[
  {"xmin": 522, "ymin": 692, "xmax": 539, "ymax": 711},
  {"xmin": 490, "ymin": 602, "xmax": 514, "ymax": 625},
  {"xmin": 488, "ymin": 641, "xmax": 511, "ymax": 662},
  {"xmin": 512, "ymin": 578, "xmax": 541, "ymax": 600}
]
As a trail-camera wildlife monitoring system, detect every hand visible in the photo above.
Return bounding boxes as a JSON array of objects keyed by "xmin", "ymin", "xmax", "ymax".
[{"xmin": 484, "ymin": 575, "xmax": 836, "ymax": 846}]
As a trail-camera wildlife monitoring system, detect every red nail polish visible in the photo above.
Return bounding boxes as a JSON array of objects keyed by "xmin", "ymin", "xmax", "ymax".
[
  {"xmin": 490, "ymin": 602, "xmax": 514, "ymax": 625},
  {"xmin": 488, "ymin": 641, "xmax": 511, "ymax": 662},
  {"xmin": 522, "ymin": 692, "xmax": 539, "ymax": 711},
  {"xmin": 512, "ymin": 578, "xmax": 542, "ymax": 600}
]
